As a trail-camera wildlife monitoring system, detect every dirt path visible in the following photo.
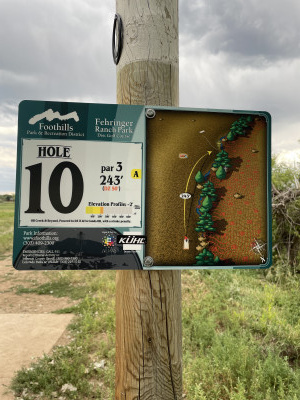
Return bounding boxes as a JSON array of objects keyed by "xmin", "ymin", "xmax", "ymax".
[{"xmin": 0, "ymin": 256, "xmax": 77, "ymax": 399}]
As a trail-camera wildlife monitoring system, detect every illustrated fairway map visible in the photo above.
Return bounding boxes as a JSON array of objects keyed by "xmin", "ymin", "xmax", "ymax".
[{"xmin": 145, "ymin": 109, "xmax": 271, "ymax": 268}]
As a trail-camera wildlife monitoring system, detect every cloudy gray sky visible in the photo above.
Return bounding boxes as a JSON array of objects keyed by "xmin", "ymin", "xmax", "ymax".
[{"xmin": 0, "ymin": 0, "xmax": 300, "ymax": 192}]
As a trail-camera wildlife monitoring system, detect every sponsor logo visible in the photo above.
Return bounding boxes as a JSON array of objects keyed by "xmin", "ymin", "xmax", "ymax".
[
  {"xmin": 103, "ymin": 235, "xmax": 116, "ymax": 247},
  {"xmin": 117, "ymin": 235, "xmax": 147, "ymax": 245},
  {"xmin": 29, "ymin": 109, "xmax": 79, "ymax": 125},
  {"xmin": 29, "ymin": 109, "xmax": 79, "ymax": 133}
]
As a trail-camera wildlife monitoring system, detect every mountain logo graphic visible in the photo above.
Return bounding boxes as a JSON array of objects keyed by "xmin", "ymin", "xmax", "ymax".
[{"xmin": 29, "ymin": 109, "xmax": 80, "ymax": 125}]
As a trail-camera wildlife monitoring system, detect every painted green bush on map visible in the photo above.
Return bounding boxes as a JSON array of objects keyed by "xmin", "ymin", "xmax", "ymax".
[
  {"xmin": 227, "ymin": 130, "xmax": 235, "ymax": 141},
  {"xmin": 202, "ymin": 196, "xmax": 213, "ymax": 210},
  {"xmin": 216, "ymin": 165, "xmax": 226, "ymax": 180},
  {"xmin": 195, "ymin": 170, "xmax": 205, "ymax": 184}
]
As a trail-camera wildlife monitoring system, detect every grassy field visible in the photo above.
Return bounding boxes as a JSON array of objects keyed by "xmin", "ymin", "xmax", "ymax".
[
  {"xmin": 0, "ymin": 201, "xmax": 14, "ymax": 257},
  {"xmin": 1, "ymin": 202, "xmax": 300, "ymax": 399}
]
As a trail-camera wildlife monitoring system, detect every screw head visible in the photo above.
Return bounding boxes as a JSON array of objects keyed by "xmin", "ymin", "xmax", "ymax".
[
  {"xmin": 143, "ymin": 256, "xmax": 154, "ymax": 268},
  {"xmin": 145, "ymin": 109, "xmax": 156, "ymax": 119}
]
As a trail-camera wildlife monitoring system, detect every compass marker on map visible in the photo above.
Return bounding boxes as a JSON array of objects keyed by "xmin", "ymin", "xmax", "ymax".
[{"xmin": 250, "ymin": 239, "xmax": 267, "ymax": 264}]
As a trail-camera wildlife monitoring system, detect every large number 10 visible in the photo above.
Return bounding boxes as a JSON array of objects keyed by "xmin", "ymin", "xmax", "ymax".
[{"xmin": 25, "ymin": 162, "xmax": 84, "ymax": 214}]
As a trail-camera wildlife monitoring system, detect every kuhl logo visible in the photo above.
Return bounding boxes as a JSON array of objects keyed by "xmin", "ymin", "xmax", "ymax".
[{"xmin": 117, "ymin": 235, "xmax": 147, "ymax": 245}]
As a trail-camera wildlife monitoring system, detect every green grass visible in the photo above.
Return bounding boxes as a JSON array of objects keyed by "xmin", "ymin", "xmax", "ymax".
[
  {"xmin": 2, "ymin": 204, "xmax": 300, "ymax": 399},
  {"xmin": 10, "ymin": 268, "xmax": 300, "ymax": 400},
  {"xmin": 11, "ymin": 270, "xmax": 116, "ymax": 400},
  {"xmin": 0, "ymin": 202, "xmax": 14, "ymax": 255},
  {"xmin": 15, "ymin": 276, "xmax": 89, "ymax": 300},
  {"xmin": 182, "ymin": 270, "xmax": 300, "ymax": 400}
]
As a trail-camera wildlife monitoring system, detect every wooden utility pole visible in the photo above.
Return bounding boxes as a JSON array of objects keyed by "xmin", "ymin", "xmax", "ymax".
[{"xmin": 115, "ymin": 1, "xmax": 182, "ymax": 399}]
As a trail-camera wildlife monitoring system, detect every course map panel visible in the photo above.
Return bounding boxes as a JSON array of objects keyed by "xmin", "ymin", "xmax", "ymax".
[{"xmin": 145, "ymin": 110, "xmax": 270, "ymax": 268}]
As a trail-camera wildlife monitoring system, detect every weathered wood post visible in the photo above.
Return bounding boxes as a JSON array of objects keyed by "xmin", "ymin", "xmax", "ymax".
[{"xmin": 115, "ymin": 1, "xmax": 182, "ymax": 399}]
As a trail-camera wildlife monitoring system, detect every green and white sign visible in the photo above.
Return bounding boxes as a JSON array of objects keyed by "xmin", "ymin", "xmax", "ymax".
[
  {"xmin": 14, "ymin": 101, "xmax": 146, "ymax": 270},
  {"xmin": 13, "ymin": 101, "xmax": 272, "ymax": 270}
]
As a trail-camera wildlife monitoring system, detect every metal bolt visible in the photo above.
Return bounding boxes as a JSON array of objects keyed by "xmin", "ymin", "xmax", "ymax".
[
  {"xmin": 143, "ymin": 256, "xmax": 154, "ymax": 268},
  {"xmin": 145, "ymin": 109, "xmax": 156, "ymax": 119}
]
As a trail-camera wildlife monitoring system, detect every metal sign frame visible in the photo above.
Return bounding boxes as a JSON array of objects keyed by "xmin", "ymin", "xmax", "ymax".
[{"xmin": 13, "ymin": 101, "xmax": 271, "ymax": 270}]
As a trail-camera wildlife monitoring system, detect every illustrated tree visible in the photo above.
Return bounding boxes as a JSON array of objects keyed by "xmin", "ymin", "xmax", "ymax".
[
  {"xmin": 195, "ymin": 181, "xmax": 220, "ymax": 265},
  {"xmin": 195, "ymin": 170, "xmax": 205, "ymax": 184},
  {"xmin": 216, "ymin": 165, "xmax": 226, "ymax": 180},
  {"xmin": 213, "ymin": 150, "xmax": 231, "ymax": 169},
  {"xmin": 195, "ymin": 248, "xmax": 220, "ymax": 266},
  {"xmin": 201, "ymin": 181, "xmax": 218, "ymax": 202},
  {"xmin": 195, "ymin": 210, "xmax": 215, "ymax": 233},
  {"xmin": 237, "ymin": 116, "xmax": 252, "ymax": 132},
  {"xmin": 236, "ymin": 127, "xmax": 245, "ymax": 136},
  {"xmin": 199, "ymin": 206, "xmax": 208, "ymax": 213},
  {"xmin": 227, "ymin": 131, "xmax": 235, "ymax": 141},
  {"xmin": 226, "ymin": 116, "xmax": 254, "ymax": 141},
  {"xmin": 202, "ymin": 195, "xmax": 212, "ymax": 210},
  {"xmin": 220, "ymin": 150, "xmax": 231, "ymax": 167},
  {"xmin": 224, "ymin": 162, "xmax": 231, "ymax": 171}
]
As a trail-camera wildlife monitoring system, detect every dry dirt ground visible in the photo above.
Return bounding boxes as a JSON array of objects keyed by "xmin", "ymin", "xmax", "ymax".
[
  {"xmin": 0, "ymin": 256, "xmax": 77, "ymax": 399},
  {"xmin": 209, "ymin": 119, "xmax": 268, "ymax": 265}
]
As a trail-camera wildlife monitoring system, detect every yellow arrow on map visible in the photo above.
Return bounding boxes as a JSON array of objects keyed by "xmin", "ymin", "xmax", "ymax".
[{"xmin": 183, "ymin": 151, "xmax": 213, "ymax": 235}]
